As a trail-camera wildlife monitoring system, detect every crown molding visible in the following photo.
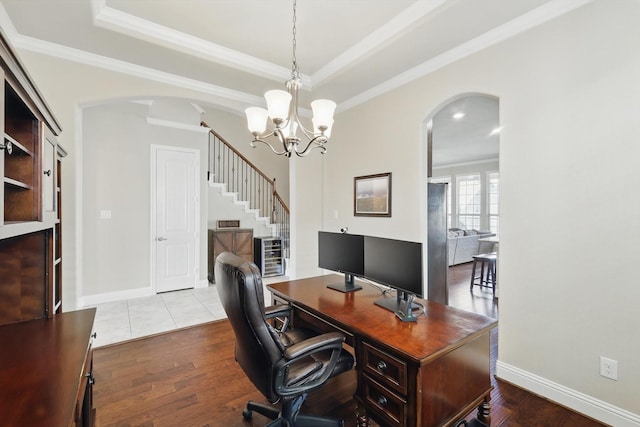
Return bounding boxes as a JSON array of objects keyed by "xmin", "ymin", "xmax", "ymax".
[
  {"xmin": 3, "ymin": 0, "xmax": 593, "ymax": 116},
  {"xmin": 146, "ymin": 117, "xmax": 211, "ymax": 133},
  {"xmin": 11, "ymin": 34, "xmax": 262, "ymax": 114},
  {"xmin": 337, "ymin": 0, "xmax": 594, "ymax": 113},
  {"xmin": 90, "ymin": 0, "xmax": 312, "ymax": 88},
  {"xmin": 432, "ymin": 157, "xmax": 499, "ymax": 171},
  {"xmin": 311, "ymin": 0, "xmax": 449, "ymax": 87}
]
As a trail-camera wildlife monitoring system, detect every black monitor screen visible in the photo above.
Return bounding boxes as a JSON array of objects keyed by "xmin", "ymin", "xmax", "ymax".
[
  {"xmin": 364, "ymin": 236, "xmax": 423, "ymax": 297},
  {"xmin": 318, "ymin": 231, "xmax": 365, "ymax": 277}
]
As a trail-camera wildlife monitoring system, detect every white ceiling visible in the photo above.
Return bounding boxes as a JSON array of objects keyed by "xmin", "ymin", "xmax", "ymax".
[{"xmin": 0, "ymin": 0, "xmax": 591, "ymax": 165}]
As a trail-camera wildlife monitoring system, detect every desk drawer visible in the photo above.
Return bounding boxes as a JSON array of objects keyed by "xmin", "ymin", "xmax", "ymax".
[
  {"xmin": 362, "ymin": 341, "xmax": 407, "ymax": 395},
  {"xmin": 362, "ymin": 374, "xmax": 407, "ymax": 427},
  {"xmin": 294, "ymin": 307, "xmax": 354, "ymax": 347}
]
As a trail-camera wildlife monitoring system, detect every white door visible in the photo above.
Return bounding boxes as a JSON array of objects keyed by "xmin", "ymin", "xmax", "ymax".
[{"xmin": 153, "ymin": 145, "xmax": 199, "ymax": 293}]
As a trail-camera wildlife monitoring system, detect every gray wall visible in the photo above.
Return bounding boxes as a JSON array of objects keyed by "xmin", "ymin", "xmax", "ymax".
[{"xmin": 82, "ymin": 100, "xmax": 208, "ymax": 298}]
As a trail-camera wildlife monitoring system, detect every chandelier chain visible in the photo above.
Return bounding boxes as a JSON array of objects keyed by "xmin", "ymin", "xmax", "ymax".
[
  {"xmin": 245, "ymin": 0, "xmax": 335, "ymax": 157},
  {"xmin": 291, "ymin": 0, "xmax": 298, "ymax": 78}
]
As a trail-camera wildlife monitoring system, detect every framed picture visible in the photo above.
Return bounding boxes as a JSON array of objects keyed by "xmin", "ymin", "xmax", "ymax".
[{"xmin": 354, "ymin": 172, "xmax": 392, "ymax": 217}]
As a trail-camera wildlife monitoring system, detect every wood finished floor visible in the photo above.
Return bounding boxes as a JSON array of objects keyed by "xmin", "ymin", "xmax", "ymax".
[{"xmin": 93, "ymin": 264, "xmax": 606, "ymax": 427}]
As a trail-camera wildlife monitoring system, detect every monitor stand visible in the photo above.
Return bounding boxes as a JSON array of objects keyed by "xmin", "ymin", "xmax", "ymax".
[
  {"xmin": 374, "ymin": 291, "xmax": 420, "ymax": 322},
  {"xmin": 327, "ymin": 274, "xmax": 363, "ymax": 293}
]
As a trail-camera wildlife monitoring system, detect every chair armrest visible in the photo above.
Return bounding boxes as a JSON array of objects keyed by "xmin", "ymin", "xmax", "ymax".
[
  {"xmin": 274, "ymin": 332, "xmax": 348, "ymax": 397},
  {"xmin": 283, "ymin": 332, "xmax": 345, "ymax": 360},
  {"xmin": 264, "ymin": 304, "xmax": 291, "ymax": 319},
  {"xmin": 265, "ymin": 304, "xmax": 291, "ymax": 332}
]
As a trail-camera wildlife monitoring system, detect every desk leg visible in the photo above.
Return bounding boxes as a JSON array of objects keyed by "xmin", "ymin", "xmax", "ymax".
[
  {"xmin": 477, "ymin": 394, "xmax": 491, "ymax": 425},
  {"xmin": 356, "ymin": 407, "xmax": 369, "ymax": 427}
]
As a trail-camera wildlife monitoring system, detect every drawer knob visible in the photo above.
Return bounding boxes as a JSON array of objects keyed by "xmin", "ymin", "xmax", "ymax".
[
  {"xmin": 1, "ymin": 141, "xmax": 13, "ymax": 154},
  {"xmin": 376, "ymin": 360, "xmax": 387, "ymax": 372},
  {"xmin": 377, "ymin": 395, "xmax": 388, "ymax": 407}
]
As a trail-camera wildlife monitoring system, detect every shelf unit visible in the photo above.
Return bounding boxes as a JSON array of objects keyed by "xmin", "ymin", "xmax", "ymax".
[
  {"xmin": 3, "ymin": 82, "xmax": 40, "ymax": 223},
  {"xmin": 254, "ymin": 237, "xmax": 284, "ymax": 277},
  {"xmin": 0, "ymin": 25, "xmax": 89, "ymax": 427},
  {"xmin": 0, "ymin": 26, "xmax": 63, "ymax": 321}
]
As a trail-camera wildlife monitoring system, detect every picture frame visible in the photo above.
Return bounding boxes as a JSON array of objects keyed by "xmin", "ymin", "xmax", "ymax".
[{"xmin": 354, "ymin": 172, "xmax": 392, "ymax": 217}]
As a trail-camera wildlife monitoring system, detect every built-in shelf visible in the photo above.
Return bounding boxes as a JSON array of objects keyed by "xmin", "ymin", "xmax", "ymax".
[
  {"xmin": 4, "ymin": 177, "xmax": 32, "ymax": 189},
  {"xmin": 4, "ymin": 132, "xmax": 33, "ymax": 156}
]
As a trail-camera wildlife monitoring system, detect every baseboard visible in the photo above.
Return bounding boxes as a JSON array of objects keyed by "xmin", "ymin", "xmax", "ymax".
[
  {"xmin": 78, "ymin": 286, "xmax": 155, "ymax": 307},
  {"xmin": 496, "ymin": 361, "xmax": 640, "ymax": 427},
  {"xmin": 195, "ymin": 279, "xmax": 209, "ymax": 289},
  {"xmin": 79, "ymin": 279, "xmax": 211, "ymax": 307}
]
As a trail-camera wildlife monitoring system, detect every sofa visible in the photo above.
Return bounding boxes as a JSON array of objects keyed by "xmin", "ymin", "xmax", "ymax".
[{"xmin": 448, "ymin": 229, "xmax": 496, "ymax": 266}]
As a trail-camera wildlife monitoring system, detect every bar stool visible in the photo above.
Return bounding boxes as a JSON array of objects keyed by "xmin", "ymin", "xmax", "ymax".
[{"xmin": 470, "ymin": 252, "xmax": 497, "ymax": 297}]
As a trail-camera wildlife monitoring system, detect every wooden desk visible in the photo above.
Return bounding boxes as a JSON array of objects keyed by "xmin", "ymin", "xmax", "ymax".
[
  {"xmin": 268, "ymin": 275, "xmax": 497, "ymax": 427},
  {"xmin": 0, "ymin": 308, "xmax": 97, "ymax": 426}
]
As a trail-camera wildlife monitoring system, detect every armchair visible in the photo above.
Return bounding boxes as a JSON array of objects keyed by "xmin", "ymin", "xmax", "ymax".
[{"xmin": 215, "ymin": 251, "xmax": 355, "ymax": 426}]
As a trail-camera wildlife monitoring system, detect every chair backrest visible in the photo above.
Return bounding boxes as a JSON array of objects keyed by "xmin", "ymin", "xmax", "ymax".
[{"xmin": 214, "ymin": 251, "xmax": 282, "ymax": 401}]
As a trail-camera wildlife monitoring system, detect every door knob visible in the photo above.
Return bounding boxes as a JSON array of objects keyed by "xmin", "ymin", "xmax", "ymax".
[{"xmin": 157, "ymin": 237, "xmax": 168, "ymax": 241}]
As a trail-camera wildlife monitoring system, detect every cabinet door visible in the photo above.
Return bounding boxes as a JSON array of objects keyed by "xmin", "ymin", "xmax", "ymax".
[
  {"xmin": 42, "ymin": 127, "xmax": 56, "ymax": 222},
  {"xmin": 212, "ymin": 231, "xmax": 234, "ymax": 259},
  {"xmin": 0, "ymin": 69, "xmax": 4, "ymax": 225},
  {"xmin": 235, "ymin": 230, "xmax": 253, "ymax": 261}
]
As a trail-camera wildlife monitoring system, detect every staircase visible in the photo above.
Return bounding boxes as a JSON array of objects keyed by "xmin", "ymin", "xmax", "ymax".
[
  {"xmin": 204, "ymin": 124, "xmax": 290, "ymax": 258},
  {"xmin": 207, "ymin": 182, "xmax": 275, "ymax": 238}
]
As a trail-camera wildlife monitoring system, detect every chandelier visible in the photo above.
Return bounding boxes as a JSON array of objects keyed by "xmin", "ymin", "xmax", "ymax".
[{"xmin": 245, "ymin": 0, "xmax": 336, "ymax": 157}]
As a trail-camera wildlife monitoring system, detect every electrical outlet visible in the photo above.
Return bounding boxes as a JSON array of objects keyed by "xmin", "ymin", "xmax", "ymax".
[{"xmin": 600, "ymin": 356, "xmax": 618, "ymax": 380}]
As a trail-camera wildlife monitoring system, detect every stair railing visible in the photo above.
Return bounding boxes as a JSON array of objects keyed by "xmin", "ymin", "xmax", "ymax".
[{"xmin": 203, "ymin": 123, "xmax": 290, "ymax": 257}]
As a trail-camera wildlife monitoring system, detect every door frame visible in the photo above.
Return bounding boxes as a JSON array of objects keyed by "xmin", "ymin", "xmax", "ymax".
[{"xmin": 150, "ymin": 144, "xmax": 200, "ymax": 293}]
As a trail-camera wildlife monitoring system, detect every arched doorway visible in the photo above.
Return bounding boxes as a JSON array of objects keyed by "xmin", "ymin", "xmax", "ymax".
[{"xmin": 425, "ymin": 93, "xmax": 500, "ymax": 317}]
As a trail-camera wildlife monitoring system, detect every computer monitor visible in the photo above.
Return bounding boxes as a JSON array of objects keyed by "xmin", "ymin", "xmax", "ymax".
[
  {"xmin": 318, "ymin": 231, "xmax": 364, "ymax": 292},
  {"xmin": 364, "ymin": 235, "xmax": 423, "ymax": 316}
]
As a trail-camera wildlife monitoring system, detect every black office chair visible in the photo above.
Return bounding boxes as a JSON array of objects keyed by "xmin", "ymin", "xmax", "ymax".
[{"xmin": 215, "ymin": 251, "xmax": 355, "ymax": 427}]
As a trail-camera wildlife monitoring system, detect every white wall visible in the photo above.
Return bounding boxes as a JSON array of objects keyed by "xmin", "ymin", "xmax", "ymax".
[{"xmin": 318, "ymin": 1, "xmax": 640, "ymax": 424}]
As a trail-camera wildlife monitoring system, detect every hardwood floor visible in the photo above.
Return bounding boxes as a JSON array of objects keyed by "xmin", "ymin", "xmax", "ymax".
[{"xmin": 93, "ymin": 265, "xmax": 606, "ymax": 427}]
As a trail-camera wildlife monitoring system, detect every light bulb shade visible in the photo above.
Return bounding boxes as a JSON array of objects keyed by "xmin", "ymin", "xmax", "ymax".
[
  {"xmin": 311, "ymin": 99, "xmax": 336, "ymax": 128},
  {"xmin": 245, "ymin": 107, "xmax": 269, "ymax": 134},
  {"xmin": 265, "ymin": 90, "xmax": 292, "ymax": 122},
  {"xmin": 313, "ymin": 118, "xmax": 333, "ymax": 138}
]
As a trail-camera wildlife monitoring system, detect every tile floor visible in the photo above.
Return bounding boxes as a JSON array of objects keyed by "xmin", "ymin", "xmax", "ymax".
[{"xmin": 89, "ymin": 277, "xmax": 284, "ymax": 348}]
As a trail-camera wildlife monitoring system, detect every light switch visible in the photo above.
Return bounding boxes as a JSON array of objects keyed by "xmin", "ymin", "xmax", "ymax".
[{"xmin": 100, "ymin": 210, "xmax": 112, "ymax": 219}]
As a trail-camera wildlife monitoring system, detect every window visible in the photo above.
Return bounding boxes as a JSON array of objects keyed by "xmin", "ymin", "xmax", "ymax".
[
  {"xmin": 430, "ymin": 176, "xmax": 452, "ymax": 229},
  {"xmin": 487, "ymin": 172, "xmax": 499, "ymax": 234},
  {"xmin": 457, "ymin": 174, "xmax": 481, "ymax": 230}
]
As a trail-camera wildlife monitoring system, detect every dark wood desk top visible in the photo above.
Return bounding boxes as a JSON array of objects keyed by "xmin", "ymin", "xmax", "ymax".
[
  {"xmin": 268, "ymin": 275, "xmax": 497, "ymax": 363},
  {"xmin": 0, "ymin": 308, "xmax": 96, "ymax": 426}
]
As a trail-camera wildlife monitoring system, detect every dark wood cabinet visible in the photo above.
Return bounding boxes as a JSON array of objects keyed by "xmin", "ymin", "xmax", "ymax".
[
  {"xmin": 0, "ymin": 230, "xmax": 51, "ymax": 325},
  {"xmin": 0, "ymin": 308, "xmax": 96, "ymax": 426},
  {"xmin": 0, "ymin": 27, "xmax": 63, "ymax": 316},
  {"xmin": 0, "ymin": 25, "xmax": 81, "ymax": 426},
  {"xmin": 208, "ymin": 228, "xmax": 253, "ymax": 281}
]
